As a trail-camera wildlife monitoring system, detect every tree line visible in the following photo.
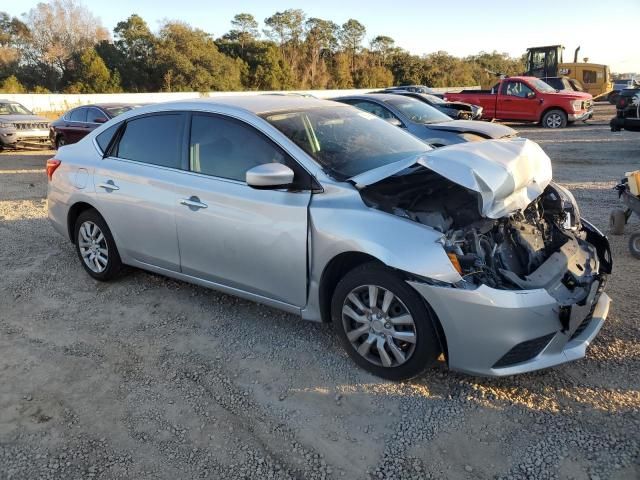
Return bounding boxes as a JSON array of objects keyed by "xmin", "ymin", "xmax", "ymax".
[{"xmin": 0, "ymin": 0, "xmax": 525, "ymax": 94}]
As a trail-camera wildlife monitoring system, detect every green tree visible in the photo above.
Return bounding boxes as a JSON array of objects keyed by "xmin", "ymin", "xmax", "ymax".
[
  {"xmin": 155, "ymin": 21, "xmax": 244, "ymax": 92},
  {"xmin": 303, "ymin": 18, "xmax": 339, "ymax": 88},
  {"xmin": 339, "ymin": 19, "xmax": 366, "ymax": 74},
  {"xmin": 226, "ymin": 13, "xmax": 259, "ymax": 51},
  {"xmin": 370, "ymin": 35, "xmax": 395, "ymax": 66},
  {"xmin": 263, "ymin": 9, "xmax": 305, "ymax": 74},
  {"xmin": 0, "ymin": 12, "xmax": 29, "ymax": 72},
  {"xmin": 0, "ymin": 74, "xmax": 26, "ymax": 93},
  {"xmin": 65, "ymin": 48, "xmax": 121, "ymax": 93}
]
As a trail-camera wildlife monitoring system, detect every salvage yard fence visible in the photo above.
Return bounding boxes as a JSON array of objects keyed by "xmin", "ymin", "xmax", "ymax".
[{"xmin": 1, "ymin": 86, "xmax": 479, "ymax": 114}]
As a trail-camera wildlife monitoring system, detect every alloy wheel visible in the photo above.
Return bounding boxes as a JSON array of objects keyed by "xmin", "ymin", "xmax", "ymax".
[
  {"xmin": 341, "ymin": 284, "xmax": 417, "ymax": 368},
  {"xmin": 78, "ymin": 221, "xmax": 109, "ymax": 273},
  {"xmin": 546, "ymin": 113, "xmax": 563, "ymax": 128}
]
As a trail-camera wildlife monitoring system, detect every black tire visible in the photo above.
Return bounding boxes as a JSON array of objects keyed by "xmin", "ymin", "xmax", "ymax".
[
  {"xmin": 331, "ymin": 262, "xmax": 441, "ymax": 381},
  {"xmin": 541, "ymin": 109, "xmax": 568, "ymax": 129},
  {"xmin": 55, "ymin": 135, "xmax": 66, "ymax": 149},
  {"xmin": 609, "ymin": 209, "xmax": 626, "ymax": 235},
  {"xmin": 74, "ymin": 209, "xmax": 123, "ymax": 281},
  {"xmin": 629, "ymin": 233, "xmax": 640, "ymax": 260}
]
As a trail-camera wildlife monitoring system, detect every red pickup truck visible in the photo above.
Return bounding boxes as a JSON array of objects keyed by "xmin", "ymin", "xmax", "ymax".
[{"xmin": 445, "ymin": 76, "xmax": 593, "ymax": 128}]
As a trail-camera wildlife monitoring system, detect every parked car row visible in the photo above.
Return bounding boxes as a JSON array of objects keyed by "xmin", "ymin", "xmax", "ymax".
[
  {"xmin": 47, "ymin": 95, "xmax": 612, "ymax": 380},
  {"xmin": 610, "ymin": 86, "xmax": 640, "ymax": 132}
]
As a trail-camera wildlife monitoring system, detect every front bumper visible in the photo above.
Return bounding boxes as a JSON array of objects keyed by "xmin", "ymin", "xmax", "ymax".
[
  {"xmin": 568, "ymin": 109, "xmax": 593, "ymax": 122},
  {"xmin": 409, "ymin": 279, "xmax": 610, "ymax": 376},
  {"xmin": 1, "ymin": 129, "xmax": 50, "ymax": 147}
]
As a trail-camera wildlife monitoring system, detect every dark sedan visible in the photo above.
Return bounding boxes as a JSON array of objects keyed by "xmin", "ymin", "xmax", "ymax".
[
  {"xmin": 50, "ymin": 103, "xmax": 136, "ymax": 149},
  {"xmin": 379, "ymin": 90, "xmax": 483, "ymax": 120},
  {"xmin": 333, "ymin": 94, "xmax": 517, "ymax": 147}
]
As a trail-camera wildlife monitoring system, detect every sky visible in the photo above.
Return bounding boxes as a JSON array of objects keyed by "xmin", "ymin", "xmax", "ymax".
[{"xmin": 5, "ymin": 0, "xmax": 640, "ymax": 73}]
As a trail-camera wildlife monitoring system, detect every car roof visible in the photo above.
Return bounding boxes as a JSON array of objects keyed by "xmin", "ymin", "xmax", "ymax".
[
  {"xmin": 334, "ymin": 93, "xmax": 410, "ymax": 103},
  {"xmin": 178, "ymin": 95, "xmax": 346, "ymax": 114}
]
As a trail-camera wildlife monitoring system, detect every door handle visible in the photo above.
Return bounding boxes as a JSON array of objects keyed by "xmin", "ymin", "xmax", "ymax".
[
  {"xmin": 97, "ymin": 181, "xmax": 119, "ymax": 191},
  {"xmin": 180, "ymin": 197, "xmax": 208, "ymax": 210}
]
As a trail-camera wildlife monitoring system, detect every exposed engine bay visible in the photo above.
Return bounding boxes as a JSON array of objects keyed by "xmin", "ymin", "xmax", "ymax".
[{"xmin": 360, "ymin": 167, "xmax": 611, "ymax": 305}]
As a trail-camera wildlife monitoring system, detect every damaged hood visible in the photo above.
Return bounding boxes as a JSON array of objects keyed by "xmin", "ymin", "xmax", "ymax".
[{"xmin": 351, "ymin": 138, "xmax": 552, "ymax": 219}]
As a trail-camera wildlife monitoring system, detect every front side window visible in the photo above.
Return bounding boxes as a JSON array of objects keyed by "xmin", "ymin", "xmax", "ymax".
[
  {"xmin": 263, "ymin": 106, "xmax": 430, "ymax": 180},
  {"xmin": 503, "ymin": 81, "xmax": 534, "ymax": 98},
  {"xmin": 189, "ymin": 113, "xmax": 309, "ymax": 187},
  {"xmin": 87, "ymin": 108, "xmax": 105, "ymax": 123},
  {"xmin": 0, "ymin": 102, "xmax": 32, "ymax": 115},
  {"xmin": 70, "ymin": 108, "xmax": 87, "ymax": 122},
  {"xmin": 114, "ymin": 114, "xmax": 184, "ymax": 169}
]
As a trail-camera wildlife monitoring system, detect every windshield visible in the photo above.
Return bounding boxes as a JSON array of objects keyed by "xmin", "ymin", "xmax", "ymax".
[
  {"xmin": 528, "ymin": 78, "xmax": 557, "ymax": 93},
  {"xmin": 420, "ymin": 93, "xmax": 445, "ymax": 104},
  {"xmin": 262, "ymin": 106, "xmax": 430, "ymax": 180},
  {"xmin": 0, "ymin": 102, "xmax": 33, "ymax": 115},
  {"xmin": 103, "ymin": 105, "xmax": 133, "ymax": 117},
  {"xmin": 385, "ymin": 97, "xmax": 451, "ymax": 124}
]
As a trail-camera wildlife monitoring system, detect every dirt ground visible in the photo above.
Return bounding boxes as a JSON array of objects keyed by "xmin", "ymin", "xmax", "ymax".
[{"xmin": 1, "ymin": 104, "xmax": 638, "ymax": 480}]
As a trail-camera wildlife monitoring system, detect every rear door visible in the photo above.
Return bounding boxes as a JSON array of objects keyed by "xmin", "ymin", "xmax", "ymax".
[
  {"xmin": 94, "ymin": 113, "xmax": 185, "ymax": 271},
  {"xmin": 172, "ymin": 112, "xmax": 312, "ymax": 307},
  {"xmin": 496, "ymin": 81, "xmax": 539, "ymax": 121}
]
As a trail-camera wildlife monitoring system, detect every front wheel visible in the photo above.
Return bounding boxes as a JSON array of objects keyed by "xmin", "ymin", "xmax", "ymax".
[
  {"xmin": 74, "ymin": 209, "xmax": 123, "ymax": 281},
  {"xmin": 331, "ymin": 262, "xmax": 442, "ymax": 380},
  {"xmin": 542, "ymin": 109, "xmax": 568, "ymax": 129}
]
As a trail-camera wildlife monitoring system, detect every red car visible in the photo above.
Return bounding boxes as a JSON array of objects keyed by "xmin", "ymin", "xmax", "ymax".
[
  {"xmin": 444, "ymin": 76, "xmax": 593, "ymax": 128},
  {"xmin": 49, "ymin": 103, "xmax": 136, "ymax": 148}
]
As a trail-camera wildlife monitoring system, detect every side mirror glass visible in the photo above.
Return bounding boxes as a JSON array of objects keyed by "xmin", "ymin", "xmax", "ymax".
[
  {"xmin": 246, "ymin": 163, "xmax": 294, "ymax": 189},
  {"xmin": 94, "ymin": 117, "xmax": 108, "ymax": 124}
]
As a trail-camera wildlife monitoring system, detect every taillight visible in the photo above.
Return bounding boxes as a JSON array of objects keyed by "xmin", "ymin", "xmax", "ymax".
[
  {"xmin": 618, "ymin": 97, "xmax": 627, "ymax": 108},
  {"xmin": 46, "ymin": 158, "xmax": 61, "ymax": 181}
]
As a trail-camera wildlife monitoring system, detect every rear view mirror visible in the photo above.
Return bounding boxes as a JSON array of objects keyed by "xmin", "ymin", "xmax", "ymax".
[{"xmin": 246, "ymin": 163, "xmax": 294, "ymax": 189}]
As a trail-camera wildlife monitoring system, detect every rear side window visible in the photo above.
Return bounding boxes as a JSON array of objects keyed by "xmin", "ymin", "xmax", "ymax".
[
  {"xmin": 114, "ymin": 114, "xmax": 184, "ymax": 169},
  {"xmin": 96, "ymin": 123, "xmax": 120, "ymax": 153},
  {"xmin": 70, "ymin": 108, "xmax": 87, "ymax": 122}
]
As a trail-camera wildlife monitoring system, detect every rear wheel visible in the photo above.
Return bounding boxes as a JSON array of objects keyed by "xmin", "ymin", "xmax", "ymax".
[
  {"xmin": 609, "ymin": 209, "xmax": 627, "ymax": 235},
  {"xmin": 74, "ymin": 209, "xmax": 122, "ymax": 281},
  {"xmin": 542, "ymin": 109, "xmax": 568, "ymax": 129},
  {"xmin": 331, "ymin": 262, "xmax": 441, "ymax": 380},
  {"xmin": 55, "ymin": 135, "xmax": 66, "ymax": 149}
]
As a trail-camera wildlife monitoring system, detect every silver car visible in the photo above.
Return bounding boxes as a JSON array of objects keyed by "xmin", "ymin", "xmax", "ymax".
[
  {"xmin": 47, "ymin": 96, "xmax": 612, "ymax": 380},
  {"xmin": 0, "ymin": 100, "xmax": 50, "ymax": 149}
]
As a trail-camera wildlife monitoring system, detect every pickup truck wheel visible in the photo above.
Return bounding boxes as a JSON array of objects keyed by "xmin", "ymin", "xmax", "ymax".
[{"xmin": 542, "ymin": 109, "xmax": 567, "ymax": 129}]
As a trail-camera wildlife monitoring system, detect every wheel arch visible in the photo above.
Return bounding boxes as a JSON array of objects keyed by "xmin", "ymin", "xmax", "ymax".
[
  {"xmin": 67, "ymin": 201, "xmax": 100, "ymax": 243},
  {"xmin": 317, "ymin": 251, "xmax": 449, "ymax": 362},
  {"xmin": 540, "ymin": 106, "xmax": 568, "ymax": 123}
]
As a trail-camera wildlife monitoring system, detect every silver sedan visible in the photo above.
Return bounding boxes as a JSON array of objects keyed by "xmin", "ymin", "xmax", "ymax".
[{"xmin": 47, "ymin": 96, "xmax": 612, "ymax": 380}]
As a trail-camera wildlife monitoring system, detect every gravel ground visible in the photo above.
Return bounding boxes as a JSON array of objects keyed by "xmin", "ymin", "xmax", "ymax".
[{"xmin": 1, "ymin": 104, "xmax": 638, "ymax": 480}]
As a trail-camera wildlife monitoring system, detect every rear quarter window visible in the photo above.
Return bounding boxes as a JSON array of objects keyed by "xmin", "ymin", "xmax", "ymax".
[{"xmin": 96, "ymin": 123, "xmax": 121, "ymax": 154}]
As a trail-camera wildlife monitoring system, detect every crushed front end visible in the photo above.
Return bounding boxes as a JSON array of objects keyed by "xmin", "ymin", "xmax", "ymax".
[{"xmin": 358, "ymin": 140, "xmax": 612, "ymax": 376}]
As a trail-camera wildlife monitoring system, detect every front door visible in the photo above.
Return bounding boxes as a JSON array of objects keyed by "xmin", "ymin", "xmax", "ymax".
[
  {"xmin": 496, "ymin": 81, "xmax": 539, "ymax": 121},
  {"xmin": 173, "ymin": 113, "xmax": 312, "ymax": 307},
  {"xmin": 94, "ymin": 113, "xmax": 185, "ymax": 271}
]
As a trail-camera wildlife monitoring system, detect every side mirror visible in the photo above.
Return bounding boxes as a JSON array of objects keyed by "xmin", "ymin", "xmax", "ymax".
[
  {"xmin": 385, "ymin": 117, "xmax": 404, "ymax": 128},
  {"xmin": 526, "ymin": 92, "xmax": 536, "ymax": 99},
  {"xmin": 246, "ymin": 163, "xmax": 294, "ymax": 189},
  {"xmin": 94, "ymin": 117, "xmax": 108, "ymax": 124}
]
